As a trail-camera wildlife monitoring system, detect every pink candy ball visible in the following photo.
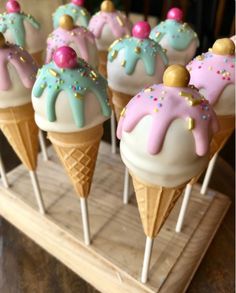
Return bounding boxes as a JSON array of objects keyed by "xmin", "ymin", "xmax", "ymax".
[
  {"xmin": 167, "ymin": 7, "xmax": 183, "ymax": 21},
  {"xmin": 71, "ymin": 0, "xmax": 84, "ymax": 6},
  {"xmin": 6, "ymin": 0, "xmax": 21, "ymax": 13},
  {"xmin": 132, "ymin": 21, "xmax": 151, "ymax": 39},
  {"xmin": 53, "ymin": 46, "xmax": 77, "ymax": 69}
]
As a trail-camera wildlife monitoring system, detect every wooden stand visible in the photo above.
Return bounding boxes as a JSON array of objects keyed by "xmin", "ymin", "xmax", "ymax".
[{"xmin": 0, "ymin": 143, "xmax": 230, "ymax": 293}]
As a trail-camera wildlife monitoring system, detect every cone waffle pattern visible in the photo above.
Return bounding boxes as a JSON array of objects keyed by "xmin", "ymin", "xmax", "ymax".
[
  {"xmin": 98, "ymin": 50, "xmax": 108, "ymax": 78},
  {"xmin": 48, "ymin": 125, "xmax": 103, "ymax": 198},
  {"xmin": 111, "ymin": 89, "xmax": 132, "ymax": 121},
  {"xmin": 132, "ymin": 176, "xmax": 185, "ymax": 238},
  {"xmin": 0, "ymin": 103, "xmax": 39, "ymax": 171}
]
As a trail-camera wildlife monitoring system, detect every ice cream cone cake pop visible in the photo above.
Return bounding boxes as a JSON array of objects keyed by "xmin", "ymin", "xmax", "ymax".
[
  {"xmin": 108, "ymin": 21, "xmax": 168, "ymax": 120},
  {"xmin": 46, "ymin": 15, "xmax": 98, "ymax": 68},
  {"xmin": 150, "ymin": 7, "xmax": 199, "ymax": 65},
  {"xmin": 88, "ymin": 0, "xmax": 132, "ymax": 77},
  {"xmin": 117, "ymin": 65, "xmax": 218, "ymax": 282},
  {"xmin": 53, "ymin": 0, "xmax": 90, "ymax": 29},
  {"xmin": 32, "ymin": 46, "xmax": 111, "ymax": 244},
  {"xmin": 0, "ymin": 33, "xmax": 45, "ymax": 213},
  {"xmin": 0, "ymin": 1, "xmax": 44, "ymax": 64}
]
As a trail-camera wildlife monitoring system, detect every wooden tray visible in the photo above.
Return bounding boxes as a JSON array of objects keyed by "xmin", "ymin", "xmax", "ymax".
[{"xmin": 0, "ymin": 143, "xmax": 230, "ymax": 293}]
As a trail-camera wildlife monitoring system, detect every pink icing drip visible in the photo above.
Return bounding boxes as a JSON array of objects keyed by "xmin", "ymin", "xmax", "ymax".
[
  {"xmin": 0, "ymin": 44, "xmax": 37, "ymax": 91},
  {"xmin": 117, "ymin": 84, "xmax": 219, "ymax": 156},
  {"xmin": 88, "ymin": 11, "xmax": 131, "ymax": 39},
  {"xmin": 187, "ymin": 52, "xmax": 235, "ymax": 106},
  {"xmin": 46, "ymin": 26, "xmax": 95, "ymax": 63}
]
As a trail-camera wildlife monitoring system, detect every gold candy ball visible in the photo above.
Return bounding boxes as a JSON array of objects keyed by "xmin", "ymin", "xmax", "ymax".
[
  {"xmin": 101, "ymin": 0, "xmax": 115, "ymax": 12},
  {"xmin": 163, "ymin": 65, "xmax": 190, "ymax": 87},
  {"xmin": 212, "ymin": 38, "xmax": 235, "ymax": 56},
  {"xmin": 0, "ymin": 33, "xmax": 5, "ymax": 48},
  {"xmin": 59, "ymin": 15, "xmax": 74, "ymax": 30}
]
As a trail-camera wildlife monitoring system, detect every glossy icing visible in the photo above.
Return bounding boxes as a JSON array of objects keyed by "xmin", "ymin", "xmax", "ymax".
[
  {"xmin": 117, "ymin": 84, "xmax": 218, "ymax": 156},
  {"xmin": 53, "ymin": 3, "xmax": 90, "ymax": 28},
  {"xmin": 46, "ymin": 26, "xmax": 98, "ymax": 67},
  {"xmin": 32, "ymin": 53, "xmax": 110, "ymax": 129}
]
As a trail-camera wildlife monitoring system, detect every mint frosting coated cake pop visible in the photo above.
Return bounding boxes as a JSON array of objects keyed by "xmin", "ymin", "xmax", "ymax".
[
  {"xmin": 46, "ymin": 15, "xmax": 98, "ymax": 68},
  {"xmin": 32, "ymin": 46, "xmax": 111, "ymax": 132},
  {"xmin": 53, "ymin": 0, "xmax": 90, "ymax": 29},
  {"xmin": 150, "ymin": 8, "xmax": 199, "ymax": 65},
  {"xmin": 0, "ymin": 1, "xmax": 43, "ymax": 54}
]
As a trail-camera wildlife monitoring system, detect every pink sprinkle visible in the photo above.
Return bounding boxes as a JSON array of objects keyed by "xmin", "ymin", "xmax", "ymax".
[
  {"xmin": 6, "ymin": 0, "xmax": 21, "ymax": 13},
  {"xmin": 217, "ymin": 70, "xmax": 220, "ymax": 74},
  {"xmin": 53, "ymin": 46, "xmax": 77, "ymax": 69},
  {"xmin": 166, "ymin": 7, "xmax": 183, "ymax": 22},
  {"xmin": 198, "ymin": 66, "xmax": 201, "ymax": 69},
  {"xmin": 154, "ymin": 98, "xmax": 158, "ymax": 101},
  {"xmin": 132, "ymin": 21, "xmax": 151, "ymax": 39}
]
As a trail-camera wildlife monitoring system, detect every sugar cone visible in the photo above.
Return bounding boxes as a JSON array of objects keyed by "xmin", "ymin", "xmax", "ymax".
[
  {"xmin": 98, "ymin": 50, "xmax": 108, "ymax": 77},
  {"xmin": 111, "ymin": 89, "xmax": 132, "ymax": 121},
  {"xmin": 210, "ymin": 115, "xmax": 235, "ymax": 157},
  {"xmin": 0, "ymin": 103, "xmax": 39, "ymax": 171},
  {"xmin": 48, "ymin": 124, "xmax": 103, "ymax": 198},
  {"xmin": 31, "ymin": 50, "xmax": 44, "ymax": 66},
  {"xmin": 132, "ymin": 175, "xmax": 185, "ymax": 238}
]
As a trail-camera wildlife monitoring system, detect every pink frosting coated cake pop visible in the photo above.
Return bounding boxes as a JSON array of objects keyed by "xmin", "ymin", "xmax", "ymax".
[
  {"xmin": 132, "ymin": 21, "xmax": 151, "ymax": 39},
  {"xmin": 117, "ymin": 71, "xmax": 218, "ymax": 156},
  {"xmin": 6, "ymin": 0, "xmax": 21, "ymax": 13},
  {"xmin": 71, "ymin": 0, "xmax": 85, "ymax": 6},
  {"xmin": 167, "ymin": 7, "xmax": 183, "ymax": 22},
  {"xmin": 46, "ymin": 24, "xmax": 96, "ymax": 64},
  {"xmin": 187, "ymin": 39, "xmax": 235, "ymax": 107},
  {"xmin": 53, "ymin": 46, "xmax": 77, "ymax": 69}
]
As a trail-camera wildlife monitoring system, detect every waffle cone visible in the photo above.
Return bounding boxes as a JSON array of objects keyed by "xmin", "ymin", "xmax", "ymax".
[
  {"xmin": 31, "ymin": 50, "xmax": 44, "ymax": 66},
  {"xmin": 48, "ymin": 124, "xmax": 103, "ymax": 198},
  {"xmin": 210, "ymin": 115, "xmax": 235, "ymax": 156},
  {"xmin": 0, "ymin": 103, "xmax": 39, "ymax": 171},
  {"xmin": 98, "ymin": 50, "xmax": 108, "ymax": 77},
  {"xmin": 132, "ymin": 175, "xmax": 185, "ymax": 238},
  {"xmin": 111, "ymin": 89, "xmax": 132, "ymax": 121}
]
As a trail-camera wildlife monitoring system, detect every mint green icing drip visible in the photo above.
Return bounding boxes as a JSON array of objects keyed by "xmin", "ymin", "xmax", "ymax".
[
  {"xmin": 33, "ymin": 58, "xmax": 111, "ymax": 128},
  {"xmin": 53, "ymin": 3, "xmax": 90, "ymax": 29},
  {"xmin": 150, "ymin": 19, "xmax": 199, "ymax": 51},
  {"xmin": 0, "ymin": 12, "xmax": 40, "ymax": 47},
  {"xmin": 108, "ymin": 37, "xmax": 168, "ymax": 75}
]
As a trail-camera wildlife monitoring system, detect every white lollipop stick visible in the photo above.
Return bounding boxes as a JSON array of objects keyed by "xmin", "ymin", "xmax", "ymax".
[
  {"xmin": 0, "ymin": 153, "xmax": 9, "ymax": 188},
  {"xmin": 200, "ymin": 152, "xmax": 218, "ymax": 195},
  {"xmin": 80, "ymin": 197, "xmax": 91, "ymax": 245},
  {"xmin": 123, "ymin": 167, "xmax": 130, "ymax": 204},
  {"xmin": 110, "ymin": 110, "xmax": 117, "ymax": 154},
  {"xmin": 38, "ymin": 130, "xmax": 49, "ymax": 161},
  {"xmin": 29, "ymin": 170, "xmax": 46, "ymax": 215},
  {"xmin": 141, "ymin": 237, "xmax": 154, "ymax": 283},
  {"xmin": 175, "ymin": 183, "xmax": 192, "ymax": 233}
]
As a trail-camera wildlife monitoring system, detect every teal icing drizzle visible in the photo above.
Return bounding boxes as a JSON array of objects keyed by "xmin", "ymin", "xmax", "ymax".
[
  {"xmin": 150, "ymin": 19, "xmax": 199, "ymax": 51},
  {"xmin": 33, "ymin": 58, "xmax": 111, "ymax": 128},
  {"xmin": 108, "ymin": 37, "xmax": 168, "ymax": 75},
  {"xmin": 0, "ymin": 12, "xmax": 40, "ymax": 47},
  {"xmin": 53, "ymin": 3, "xmax": 90, "ymax": 29}
]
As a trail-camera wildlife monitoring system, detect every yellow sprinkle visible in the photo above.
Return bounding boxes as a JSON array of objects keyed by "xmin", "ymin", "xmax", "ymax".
[
  {"xmin": 155, "ymin": 31, "xmax": 161, "ymax": 38},
  {"xmin": 90, "ymin": 70, "xmax": 97, "ymax": 78},
  {"xmin": 208, "ymin": 66, "xmax": 213, "ymax": 70},
  {"xmin": 144, "ymin": 87, "xmax": 153, "ymax": 92},
  {"xmin": 111, "ymin": 50, "xmax": 118, "ymax": 59},
  {"xmin": 208, "ymin": 48, "xmax": 212, "ymax": 52},
  {"xmin": 135, "ymin": 47, "xmax": 141, "ymax": 54},
  {"xmin": 182, "ymin": 22, "xmax": 188, "ymax": 28},
  {"xmin": 161, "ymin": 90, "xmax": 166, "ymax": 95},
  {"xmin": 72, "ymin": 8, "xmax": 77, "ymax": 13},
  {"xmin": 179, "ymin": 91, "xmax": 201, "ymax": 106},
  {"xmin": 178, "ymin": 28, "xmax": 183, "ymax": 32},
  {"xmin": 49, "ymin": 69, "xmax": 58, "ymax": 77},
  {"xmin": 120, "ymin": 107, "xmax": 126, "ymax": 117},
  {"xmin": 196, "ymin": 55, "xmax": 203, "ymax": 61},
  {"xmin": 162, "ymin": 48, "xmax": 167, "ymax": 53},
  {"xmin": 194, "ymin": 32, "xmax": 198, "ymax": 38},
  {"xmin": 109, "ymin": 39, "xmax": 121, "ymax": 51},
  {"xmin": 187, "ymin": 117, "xmax": 195, "ymax": 130},
  {"xmin": 20, "ymin": 56, "xmax": 26, "ymax": 63},
  {"xmin": 71, "ymin": 32, "xmax": 75, "ymax": 36},
  {"xmin": 80, "ymin": 9, "xmax": 87, "ymax": 16},
  {"xmin": 116, "ymin": 16, "xmax": 124, "ymax": 27},
  {"xmin": 154, "ymin": 108, "xmax": 158, "ymax": 112},
  {"xmin": 74, "ymin": 93, "xmax": 82, "ymax": 99},
  {"xmin": 120, "ymin": 60, "xmax": 126, "ymax": 67}
]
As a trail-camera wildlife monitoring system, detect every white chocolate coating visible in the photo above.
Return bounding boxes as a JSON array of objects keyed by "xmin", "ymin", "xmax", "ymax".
[
  {"xmin": 95, "ymin": 23, "xmax": 117, "ymax": 51},
  {"xmin": 120, "ymin": 116, "xmax": 210, "ymax": 187},
  {"xmin": 4, "ymin": 20, "xmax": 44, "ymax": 54},
  {"xmin": 107, "ymin": 49, "xmax": 166, "ymax": 95},
  {"xmin": 32, "ymin": 91, "xmax": 108, "ymax": 133},
  {"xmin": 160, "ymin": 35, "xmax": 198, "ymax": 65},
  {"xmin": 0, "ymin": 64, "xmax": 31, "ymax": 108}
]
